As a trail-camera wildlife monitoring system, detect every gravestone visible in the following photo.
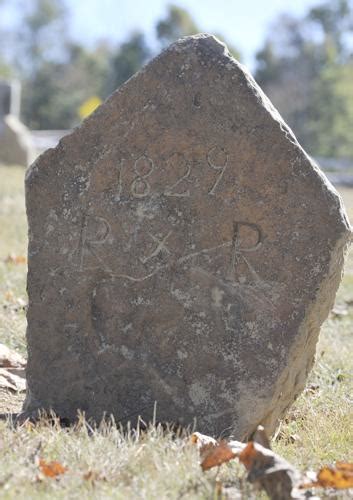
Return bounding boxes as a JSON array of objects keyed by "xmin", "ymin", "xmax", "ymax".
[
  {"xmin": 0, "ymin": 80, "xmax": 21, "ymax": 119},
  {"xmin": 0, "ymin": 114, "xmax": 35, "ymax": 166},
  {"xmin": 0, "ymin": 81, "xmax": 11, "ymax": 119},
  {"xmin": 0, "ymin": 79, "xmax": 34, "ymax": 166},
  {"xmin": 24, "ymin": 34, "xmax": 351, "ymax": 438}
]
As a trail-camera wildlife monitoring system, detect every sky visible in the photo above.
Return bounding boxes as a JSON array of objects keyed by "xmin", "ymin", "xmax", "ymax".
[
  {"xmin": 64, "ymin": 0, "xmax": 320, "ymax": 67},
  {"xmin": 2, "ymin": 0, "xmax": 321, "ymax": 69}
]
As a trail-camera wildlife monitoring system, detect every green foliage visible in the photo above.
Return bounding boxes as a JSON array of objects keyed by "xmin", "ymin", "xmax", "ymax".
[
  {"xmin": 255, "ymin": 0, "xmax": 353, "ymax": 159},
  {"xmin": 309, "ymin": 0, "xmax": 353, "ymax": 57},
  {"xmin": 155, "ymin": 5, "xmax": 240, "ymax": 60},
  {"xmin": 0, "ymin": 0, "xmax": 243, "ymax": 129},
  {"xmin": 20, "ymin": 0, "xmax": 68, "ymax": 73},
  {"xmin": 109, "ymin": 32, "xmax": 150, "ymax": 92},
  {"xmin": 24, "ymin": 0, "xmax": 66, "ymax": 31},
  {"xmin": 0, "ymin": 60, "xmax": 12, "ymax": 78},
  {"xmin": 23, "ymin": 43, "xmax": 110, "ymax": 129},
  {"xmin": 0, "ymin": 0, "xmax": 12, "ymax": 77},
  {"xmin": 307, "ymin": 61, "xmax": 353, "ymax": 158},
  {"xmin": 156, "ymin": 4, "xmax": 199, "ymax": 47}
]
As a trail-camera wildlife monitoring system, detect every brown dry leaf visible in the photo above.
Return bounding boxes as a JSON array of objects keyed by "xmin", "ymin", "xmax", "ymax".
[
  {"xmin": 39, "ymin": 458, "xmax": 67, "ymax": 478},
  {"xmin": 4, "ymin": 291, "xmax": 14, "ymax": 302},
  {"xmin": 335, "ymin": 462, "xmax": 353, "ymax": 472},
  {"xmin": 239, "ymin": 441, "xmax": 302, "ymax": 500},
  {"xmin": 5, "ymin": 254, "xmax": 27, "ymax": 265},
  {"xmin": 190, "ymin": 431, "xmax": 218, "ymax": 461},
  {"xmin": 201, "ymin": 440, "xmax": 237, "ymax": 471},
  {"xmin": 0, "ymin": 343, "xmax": 26, "ymax": 368},
  {"xmin": 0, "ymin": 367, "xmax": 26, "ymax": 392},
  {"xmin": 238, "ymin": 441, "xmax": 258, "ymax": 470},
  {"xmin": 302, "ymin": 462, "xmax": 353, "ymax": 490}
]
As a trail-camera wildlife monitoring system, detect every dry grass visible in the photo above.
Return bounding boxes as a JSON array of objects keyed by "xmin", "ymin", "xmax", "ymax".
[
  {"xmin": 0, "ymin": 164, "xmax": 352, "ymax": 498},
  {"xmin": 0, "ymin": 415, "xmax": 262, "ymax": 500}
]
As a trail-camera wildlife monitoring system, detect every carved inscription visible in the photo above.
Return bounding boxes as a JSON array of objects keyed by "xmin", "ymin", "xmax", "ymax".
[
  {"xmin": 108, "ymin": 146, "xmax": 232, "ymax": 199},
  {"xmin": 140, "ymin": 231, "xmax": 172, "ymax": 264},
  {"xmin": 207, "ymin": 146, "xmax": 228, "ymax": 195},
  {"xmin": 164, "ymin": 153, "xmax": 191, "ymax": 197},
  {"xmin": 228, "ymin": 222, "xmax": 262, "ymax": 282},
  {"xmin": 77, "ymin": 146, "xmax": 264, "ymax": 283},
  {"xmin": 115, "ymin": 158, "xmax": 126, "ymax": 200},
  {"xmin": 79, "ymin": 215, "xmax": 111, "ymax": 270},
  {"xmin": 78, "ymin": 214, "xmax": 263, "ymax": 285},
  {"xmin": 131, "ymin": 155, "xmax": 154, "ymax": 198}
]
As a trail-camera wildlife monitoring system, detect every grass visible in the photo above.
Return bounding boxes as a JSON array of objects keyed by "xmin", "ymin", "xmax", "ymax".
[{"xmin": 0, "ymin": 164, "xmax": 352, "ymax": 498}]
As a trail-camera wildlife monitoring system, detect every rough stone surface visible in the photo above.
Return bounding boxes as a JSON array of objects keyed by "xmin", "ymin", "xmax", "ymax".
[{"xmin": 24, "ymin": 34, "xmax": 351, "ymax": 438}]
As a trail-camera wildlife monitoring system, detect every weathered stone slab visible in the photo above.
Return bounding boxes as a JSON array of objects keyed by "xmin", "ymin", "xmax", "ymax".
[{"xmin": 24, "ymin": 34, "xmax": 351, "ymax": 438}]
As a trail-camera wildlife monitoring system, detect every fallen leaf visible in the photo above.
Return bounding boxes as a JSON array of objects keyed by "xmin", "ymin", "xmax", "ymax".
[
  {"xmin": 301, "ymin": 462, "xmax": 353, "ymax": 490},
  {"xmin": 5, "ymin": 254, "xmax": 27, "ymax": 265},
  {"xmin": 201, "ymin": 440, "xmax": 237, "ymax": 471},
  {"xmin": 4, "ymin": 291, "xmax": 14, "ymax": 302},
  {"xmin": 0, "ymin": 367, "xmax": 26, "ymax": 391},
  {"xmin": 190, "ymin": 431, "xmax": 218, "ymax": 461},
  {"xmin": 239, "ymin": 441, "xmax": 302, "ymax": 500},
  {"xmin": 190, "ymin": 432, "xmax": 245, "ymax": 471},
  {"xmin": 0, "ymin": 343, "xmax": 26, "ymax": 368},
  {"xmin": 335, "ymin": 462, "xmax": 353, "ymax": 472},
  {"xmin": 39, "ymin": 459, "xmax": 67, "ymax": 478}
]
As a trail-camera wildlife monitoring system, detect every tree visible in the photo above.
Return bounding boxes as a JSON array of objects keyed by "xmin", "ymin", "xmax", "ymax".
[
  {"xmin": 308, "ymin": 0, "xmax": 353, "ymax": 59},
  {"xmin": 109, "ymin": 32, "xmax": 150, "ymax": 92},
  {"xmin": 255, "ymin": 0, "xmax": 353, "ymax": 159},
  {"xmin": 23, "ymin": 43, "xmax": 111, "ymax": 129},
  {"xmin": 19, "ymin": 0, "xmax": 68, "ymax": 74},
  {"xmin": 0, "ymin": 0, "xmax": 13, "ymax": 77},
  {"xmin": 307, "ymin": 59, "xmax": 353, "ymax": 158},
  {"xmin": 156, "ymin": 5, "xmax": 199, "ymax": 48},
  {"xmin": 156, "ymin": 5, "xmax": 241, "ymax": 60}
]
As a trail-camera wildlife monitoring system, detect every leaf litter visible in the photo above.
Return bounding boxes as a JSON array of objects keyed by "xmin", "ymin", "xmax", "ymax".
[{"xmin": 190, "ymin": 425, "xmax": 353, "ymax": 499}]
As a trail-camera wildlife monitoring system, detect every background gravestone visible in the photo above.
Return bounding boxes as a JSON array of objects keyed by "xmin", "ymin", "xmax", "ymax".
[
  {"xmin": 0, "ymin": 79, "xmax": 34, "ymax": 167},
  {"xmin": 0, "ymin": 80, "xmax": 21, "ymax": 119},
  {"xmin": 24, "ymin": 34, "xmax": 351, "ymax": 438},
  {"xmin": 0, "ymin": 81, "xmax": 11, "ymax": 119}
]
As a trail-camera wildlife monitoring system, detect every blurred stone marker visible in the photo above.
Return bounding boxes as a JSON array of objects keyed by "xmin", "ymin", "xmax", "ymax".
[
  {"xmin": 0, "ymin": 81, "xmax": 11, "ymax": 118},
  {"xmin": 0, "ymin": 114, "xmax": 35, "ymax": 167},
  {"xmin": 0, "ymin": 79, "xmax": 21, "ymax": 118},
  {"xmin": 0, "ymin": 79, "xmax": 34, "ymax": 167},
  {"xmin": 24, "ymin": 34, "xmax": 351, "ymax": 437}
]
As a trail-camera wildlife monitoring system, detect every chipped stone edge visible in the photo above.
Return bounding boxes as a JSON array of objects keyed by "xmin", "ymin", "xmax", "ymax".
[{"xmin": 260, "ymin": 227, "xmax": 352, "ymax": 436}]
